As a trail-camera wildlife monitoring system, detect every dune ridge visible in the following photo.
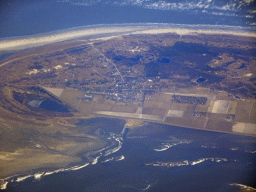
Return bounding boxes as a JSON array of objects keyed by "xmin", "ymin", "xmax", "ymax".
[{"xmin": 0, "ymin": 23, "xmax": 255, "ymax": 52}]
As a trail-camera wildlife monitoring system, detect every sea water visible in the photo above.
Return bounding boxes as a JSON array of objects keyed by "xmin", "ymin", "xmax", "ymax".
[{"xmin": 3, "ymin": 118, "xmax": 256, "ymax": 192}]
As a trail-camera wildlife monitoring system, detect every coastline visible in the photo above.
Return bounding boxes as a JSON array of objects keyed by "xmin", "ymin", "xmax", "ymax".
[
  {"xmin": 0, "ymin": 23, "xmax": 255, "ymax": 52},
  {"xmin": 0, "ymin": 139, "xmax": 107, "ymax": 190},
  {"xmin": 0, "ymin": 22, "xmax": 255, "ymax": 191},
  {"xmin": 0, "ymin": 117, "xmax": 124, "ymax": 190}
]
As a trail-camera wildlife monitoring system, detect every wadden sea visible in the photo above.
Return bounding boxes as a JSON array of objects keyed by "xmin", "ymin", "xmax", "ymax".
[{"xmin": 2, "ymin": 118, "xmax": 256, "ymax": 192}]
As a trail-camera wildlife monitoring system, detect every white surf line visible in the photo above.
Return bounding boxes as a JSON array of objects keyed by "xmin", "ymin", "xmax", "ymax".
[
  {"xmin": 3, "ymin": 161, "xmax": 91, "ymax": 189},
  {"xmin": 154, "ymin": 143, "xmax": 177, "ymax": 151},
  {"xmin": 116, "ymin": 155, "xmax": 125, "ymax": 161},
  {"xmin": 102, "ymin": 157, "xmax": 114, "ymax": 163},
  {"xmin": 89, "ymin": 43, "xmax": 125, "ymax": 82},
  {"xmin": 36, "ymin": 162, "xmax": 91, "ymax": 177},
  {"xmin": 34, "ymin": 172, "xmax": 44, "ymax": 180},
  {"xmin": 229, "ymin": 183, "xmax": 256, "ymax": 191},
  {"xmin": 103, "ymin": 136, "xmax": 123, "ymax": 156},
  {"xmin": 44, "ymin": 169, "xmax": 64, "ymax": 176},
  {"xmin": 245, "ymin": 150, "xmax": 256, "ymax": 153},
  {"xmin": 0, "ymin": 180, "xmax": 8, "ymax": 190},
  {"xmin": 154, "ymin": 140, "xmax": 192, "ymax": 152},
  {"xmin": 0, "ymin": 174, "xmax": 21, "ymax": 190},
  {"xmin": 102, "ymin": 155, "xmax": 125, "ymax": 163},
  {"xmin": 68, "ymin": 163, "xmax": 90, "ymax": 171},
  {"xmin": 201, "ymin": 145, "xmax": 219, "ymax": 149},
  {"xmin": 91, "ymin": 155, "xmax": 102, "ymax": 165},
  {"xmin": 126, "ymin": 136, "xmax": 147, "ymax": 139},
  {"xmin": 146, "ymin": 158, "xmax": 228, "ymax": 167},
  {"xmin": 142, "ymin": 184, "xmax": 151, "ymax": 191},
  {"xmin": 1, "ymin": 138, "xmax": 120, "ymax": 190},
  {"xmin": 16, "ymin": 174, "xmax": 33, "ymax": 182}
]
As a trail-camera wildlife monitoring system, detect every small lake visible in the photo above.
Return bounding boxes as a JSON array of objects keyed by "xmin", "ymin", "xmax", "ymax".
[
  {"xmin": 196, "ymin": 77, "xmax": 207, "ymax": 83},
  {"xmin": 39, "ymin": 99, "xmax": 69, "ymax": 112}
]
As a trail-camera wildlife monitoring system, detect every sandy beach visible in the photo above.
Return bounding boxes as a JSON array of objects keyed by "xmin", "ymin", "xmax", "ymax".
[{"xmin": 0, "ymin": 24, "xmax": 255, "ymax": 52}]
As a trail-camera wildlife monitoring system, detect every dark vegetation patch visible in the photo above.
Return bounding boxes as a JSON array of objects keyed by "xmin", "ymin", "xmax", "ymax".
[
  {"xmin": 222, "ymin": 61, "xmax": 236, "ymax": 67},
  {"xmin": 96, "ymin": 79, "xmax": 109, "ymax": 85},
  {"xmin": 172, "ymin": 95, "xmax": 207, "ymax": 105},
  {"xmin": 172, "ymin": 42, "xmax": 218, "ymax": 56},
  {"xmin": 94, "ymin": 42, "xmax": 103, "ymax": 46},
  {"xmin": 68, "ymin": 65, "xmax": 89, "ymax": 69},
  {"xmin": 145, "ymin": 42, "xmax": 226, "ymax": 84},
  {"xmin": 237, "ymin": 63, "xmax": 246, "ymax": 69},
  {"xmin": 197, "ymin": 73, "xmax": 225, "ymax": 84},
  {"xmin": 0, "ymin": 52, "xmax": 14, "ymax": 62},
  {"xmin": 28, "ymin": 61, "xmax": 43, "ymax": 70},
  {"xmin": 237, "ymin": 88, "xmax": 254, "ymax": 98},
  {"xmin": 13, "ymin": 91, "xmax": 25, "ymax": 104},
  {"xmin": 44, "ymin": 51, "xmax": 64, "ymax": 58},
  {"xmin": 27, "ymin": 86, "xmax": 49, "ymax": 94},
  {"xmin": 225, "ymin": 82, "xmax": 244, "ymax": 89},
  {"xmin": 145, "ymin": 62, "xmax": 160, "ymax": 77},
  {"xmin": 10, "ymin": 78, "xmax": 31, "ymax": 84},
  {"xmin": 66, "ymin": 46, "xmax": 88, "ymax": 54},
  {"xmin": 249, "ymin": 78, "xmax": 256, "ymax": 82},
  {"xmin": 44, "ymin": 59, "xmax": 51, "ymax": 63},
  {"xmin": 202, "ymin": 65, "xmax": 225, "ymax": 72},
  {"xmin": 113, "ymin": 55, "xmax": 142, "ymax": 66},
  {"xmin": 221, "ymin": 48, "xmax": 256, "ymax": 61},
  {"xmin": 32, "ymin": 72, "xmax": 57, "ymax": 79},
  {"xmin": 221, "ymin": 83, "xmax": 255, "ymax": 98},
  {"xmin": 158, "ymin": 58, "xmax": 170, "ymax": 63}
]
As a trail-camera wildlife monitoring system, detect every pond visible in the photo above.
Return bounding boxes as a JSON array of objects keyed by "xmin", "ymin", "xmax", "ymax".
[
  {"xmin": 196, "ymin": 77, "xmax": 207, "ymax": 83},
  {"xmin": 39, "ymin": 99, "xmax": 69, "ymax": 112}
]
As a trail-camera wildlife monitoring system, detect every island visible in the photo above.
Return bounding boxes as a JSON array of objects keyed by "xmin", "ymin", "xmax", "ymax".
[{"xmin": 0, "ymin": 24, "xmax": 255, "ymax": 189}]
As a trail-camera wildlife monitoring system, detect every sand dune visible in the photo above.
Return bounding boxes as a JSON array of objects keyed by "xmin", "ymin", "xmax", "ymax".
[
  {"xmin": 0, "ymin": 26, "xmax": 144, "ymax": 52},
  {"xmin": 0, "ymin": 24, "xmax": 255, "ymax": 52}
]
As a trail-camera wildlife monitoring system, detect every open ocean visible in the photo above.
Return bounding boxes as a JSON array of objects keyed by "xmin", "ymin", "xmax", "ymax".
[{"xmin": 3, "ymin": 118, "xmax": 255, "ymax": 192}]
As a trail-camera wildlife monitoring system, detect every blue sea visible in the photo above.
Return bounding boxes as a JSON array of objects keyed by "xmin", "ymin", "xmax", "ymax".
[
  {"xmin": 3, "ymin": 118, "xmax": 256, "ymax": 192},
  {"xmin": 1, "ymin": 0, "xmax": 255, "ymax": 38}
]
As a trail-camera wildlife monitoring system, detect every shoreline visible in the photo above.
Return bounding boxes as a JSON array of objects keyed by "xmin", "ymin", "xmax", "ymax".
[
  {"xmin": 0, "ymin": 115, "xmax": 255, "ymax": 190},
  {"xmin": 0, "ymin": 145, "xmax": 105, "ymax": 190},
  {"xmin": 97, "ymin": 114, "xmax": 256, "ymax": 138},
  {"xmin": 0, "ymin": 23, "xmax": 255, "ymax": 52},
  {"xmin": 0, "ymin": 119, "xmax": 122, "ymax": 190},
  {"xmin": 1, "ymin": 23, "xmax": 255, "ymax": 41}
]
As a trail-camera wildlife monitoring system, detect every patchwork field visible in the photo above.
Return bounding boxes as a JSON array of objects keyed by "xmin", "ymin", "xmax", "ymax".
[{"xmin": 45, "ymin": 86, "xmax": 256, "ymax": 136}]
